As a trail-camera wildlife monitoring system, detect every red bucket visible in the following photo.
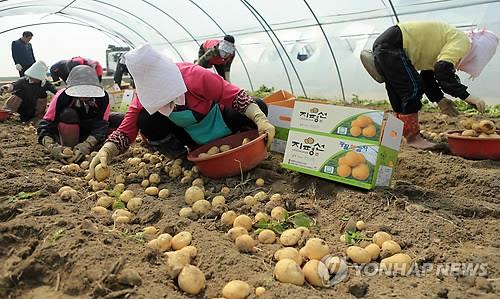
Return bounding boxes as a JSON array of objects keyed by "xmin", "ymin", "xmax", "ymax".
[
  {"xmin": 0, "ymin": 109, "xmax": 11, "ymax": 122},
  {"xmin": 446, "ymin": 130, "xmax": 500, "ymax": 160},
  {"xmin": 187, "ymin": 130, "xmax": 267, "ymax": 178}
]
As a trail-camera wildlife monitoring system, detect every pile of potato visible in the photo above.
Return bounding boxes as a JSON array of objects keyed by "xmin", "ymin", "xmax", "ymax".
[
  {"xmin": 457, "ymin": 119, "xmax": 499, "ymax": 138},
  {"xmin": 350, "ymin": 115, "xmax": 376, "ymax": 138},
  {"xmin": 197, "ymin": 137, "xmax": 252, "ymax": 158},
  {"xmin": 337, "ymin": 151, "xmax": 370, "ymax": 181}
]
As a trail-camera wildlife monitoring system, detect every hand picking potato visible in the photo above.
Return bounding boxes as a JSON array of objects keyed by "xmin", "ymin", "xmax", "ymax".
[
  {"xmin": 94, "ymin": 164, "xmax": 111, "ymax": 182},
  {"xmin": 222, "ymin": 280, "xmax": 251, "ymax": 299}
]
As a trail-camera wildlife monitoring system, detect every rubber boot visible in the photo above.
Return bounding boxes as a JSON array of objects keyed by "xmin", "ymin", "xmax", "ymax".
[
  {"xmin": 360, "ymin": 50, "xmax": 385, "ymax": 83},
  {"xmin": 396, "ymin": 113, "xmax": 435, "ymax": 150},
  {"xmin": 57, "ymin": 122, "xmax": 80, "ymax": 147}
]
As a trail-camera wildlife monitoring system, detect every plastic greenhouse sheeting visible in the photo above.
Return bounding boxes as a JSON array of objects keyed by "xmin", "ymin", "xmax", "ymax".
[{"xmin": 1, "ymin": 0, "xmax": 499, "ymax": 103}]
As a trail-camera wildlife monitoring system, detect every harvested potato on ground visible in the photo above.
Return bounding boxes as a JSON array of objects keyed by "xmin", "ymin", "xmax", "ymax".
[
  {"xmin": 192, "ymin": 178, "xmax": 204, "ymax": 188},
  {"xmin": 113, "ymin": 183, "xmax": 125, "ymax": 194},
  {"xmin": 255, "ymin": 178, "xmax": 265, "ymax": 186},
  {"xmin": 119, "ymin": 190, "xmax": 134, "ymax": 203},
  {"xmin": 271, "ymin": 207, "xmax": 287, "ymax": 221},
  {"xmin": 373, "ymin": 231, "xmax": 392, "ymax": 248},
  {"xmin": 91, "ymin": 181, "xmax": 108, "ymax": 192},
  {"xmin": 460, "ymin": 119, "xmax": 474, "ymax": 129},
  {"xmin": 192, "ymin": 200, "xmax": 211, "ymax": 214},
  {"xmin": 223, "ymin": 280, "xmax": 251, "ymax": 299},
  {"xmin": 258, "ymin": 229, "xmax": 276, "ymax": 244},
  {"xmin": 96, "ymin": 196, "xmax": 114, "ymax": 208},
  {"xmin": 219, "ymin": 144, "xmax": 231, "ymax": 152},
  {"xmin": 145, "ymin": 186, "xmax": 159, "ymax": 196},
  {"xmin": 157, "ymin": 233, "xmax": 172, "ymax": 251},
  {"xmin": 112, "ymin": 209, "xmax": 132, "ymax": 220},
  {"xmin": 280, "ymin": 229, "xmax": 301, "ymax": 246},
  {"xmin": 143, "ymin": 226, "xmax": 158, "ymax": 239},
  {"xmin": 179, "ymin": 207, "xmax": 194, "ymax": 218},
  {"xmin": 227, "ymin": 227, "xmax": 248, "ymax": 242},
  {"xmin": 221, "ymin": 211, "xmax": 237, "ymax": 225},
  {"xmin": 171, "ymin": 231, "xmax": 192, "ymax": 250},
  {"xmin": 235, "ymin": 235, "xmax": 255, "ymax": 253},
  {"xmin": 60, "ymin": 190, "xmax": 79, "ymax": 201},
  {"xmin": 62, "ymin": 147, "xmax": 73, "ymax": 156},
  {"xmin": 128, "ymin": 157, "xmax": 142, "ymax": 166},
  {"xmin": 365, "ymin": 243, "xmax": 381, "ymax": 261},
  {"xmin": 274, "ymin": 247, "xmax": 302, "ymax": 265},
  {"xmin": 207, "ymin": 146, "xmax": 220, "ymax": 155},
  {"xmin": 303, "ymin": 238, "xmax": 330, "ymax": 260},
  {"xmin": 114, "ymin": 216, "xmax": 130, "ymax": 224},
  {"xmin": 178, "ymin": 265, "xmax": 206, "ymax": 295},
  {"xmin": 149, "ymin": 154, "xmax": 161, "ymax": 164},
  {"xmin": 91, "ymin": 206, "xmax": 109, "ymax": 217},
  {"xmin": 58, "ymin": 186, "xmax": 75, "ymax": 196},
  {"xmin": 185, "ymin": 186, "xmax": 205, "ymax": 205},
  {"xmin": 233, "ymin": 215, "xmax": 253, "ymax": 231},
  {"xmin": 80, "ymin": 161, "xmax": 90, "ymax": 170},
  {"xmin": 270, "ymin": 193, "xmax": 282, "ymax": 202},
  {"xmin": 94, "ymin": 164, "xmax": 111, "ymax": 182},
  {"xmin": 254, "ymin": 191, "xmax": 267, "ymax": 201},
  {"xmin": 380, "ymin": 240, "xmax": 401, "ymax": 258},
  {"xmin": 127, "ymin": 197, "xmax": 142, "ymax": 212},
  {"xmin": 149, "ymin": 173, "xmax": 161, "ymax": 185},
  {"xmin": 158, "ymin": 188, "xmax": 170, "ymax": 199},
  {"xmin": 147, "ymin": 239, "xmax": 161, "ymax": 251},
  {"xmin": 254, "ymin": 212, "xmax": 269, "ymax": 223},
  {"xmin": 220, "ymin": 186, "xmax": 231, "ymax": 196},
  {"xmin": 141, "ymin": 179, "xmax": 150, "ymax": 188},
  {"xmin": 180, "ymin": 176, "xmax": 193, "ymax": 184},
  {"xmin": 212, "ymin": 195, "xmax": 226, "ymax": 207},
  {"xmin": 243, "ymin": 195, "xmax": 257, "ymax": 206},
  {"xmin": 137, "ymin": 168, "xmax": 148, "ymax": 178},
  {"xmin": 274, "ymin": 259, "xmax": 304, "ymax": 285},
  {"xmin": 303, "ymin": 260, "xmax": 329, "ymax": 287},
  {"xmin": 346, "ymin": 246, "xmax": 371, "ymax": 264},
  {"xmin": 380, "ymin": 253, "xmax": 412, "ymax": 275},
  {"xmin": 169, "ymin": 167, "xmax": 182, "ymax": 178}
]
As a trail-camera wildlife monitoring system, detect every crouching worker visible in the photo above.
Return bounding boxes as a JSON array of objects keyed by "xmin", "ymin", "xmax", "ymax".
[
  {"xmin": 37, "ymin": 65, "xmax": 124, "ymax": 162},
  {"xmin": 1, "ymin": 61, "xmax": 57, "ymax": 123},
  {"xmin": 361, "ymin": 21, "xmax": 499, "ymax": 149},
  {"xmin": 86, "ymin": 44, "xmax": 274, "ymax": 179}
]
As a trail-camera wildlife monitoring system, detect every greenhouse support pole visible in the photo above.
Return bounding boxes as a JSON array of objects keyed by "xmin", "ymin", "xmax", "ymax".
[
  {"xmin": 387, "ymin": 0, "xmax": 400, "ymax": 23},
  {"xmin": 303, "ymin": 0, "xmax": 346, "ymax": 102}
]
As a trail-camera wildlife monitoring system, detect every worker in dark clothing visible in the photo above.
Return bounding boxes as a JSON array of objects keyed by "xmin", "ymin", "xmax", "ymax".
[
  {"xmin": 38, "ymin": 65, "xmax": 123, "ymax": 162},
  {"xmin": 1, "ymin": 61, "xmax": 56, "ymax": 123},
  {"xmin": 50, "ymin": 57, "xmax": 104, "ymax": 82},
  {"xmin": 197, "ymin": 35, "xmax": 236, "ymax": 82},
  {"xmin": 113, "ymin": 54, "xmax": 134, "ymax": 89},
  {"xmin": 11, "ymin": 31, "xmax": 36, "ymax": 77}
]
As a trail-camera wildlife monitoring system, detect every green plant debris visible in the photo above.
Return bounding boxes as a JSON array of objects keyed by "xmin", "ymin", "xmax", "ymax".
[
  {"xmin": 51, "ymin": 228, "xmax": 66, "ymax": 242},
  {"xmin": 248, "ymin": 85, "xmax": 275, "ymax": 98},
  {"xmin": 339, "ymin": 215, "xmax": 351, "ymax": 222},
  {"xmin": 7, "ymin": 190, "xmax": 42, "ymax": 203},
  {"xmin": 342, "ymin": 230, "xmax": 371, "ymax": 245},
  {"xmin": 112, "ymin": 198, "xmax": 125, "ymax": 210},
  {"xmin": 254, "ymin": 210, "xmax": 315, "ymax": 235}
]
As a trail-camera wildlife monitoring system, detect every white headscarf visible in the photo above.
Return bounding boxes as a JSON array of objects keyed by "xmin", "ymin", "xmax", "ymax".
[
  {"xmin": 457, "ymin": 29, "xmax": 499, "ymax": 79},
  {"xmin": 125, "ymin": 44, "xmax": 187, "ymax": 116}
]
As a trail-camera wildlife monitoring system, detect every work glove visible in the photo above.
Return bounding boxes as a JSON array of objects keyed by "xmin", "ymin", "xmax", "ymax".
[
  {"xmin": 71, "ymin": 135, "xmax": 98, "ymax": 163},
  {"xmin": 86, "ymin": 142, "xmax": 119, "ymax": 180},
  {"xmin": 42, "ymin": 136, "xmax": 72, "ymax": 162},
  {"xmin": 437, "ymin": 97, "xmax": 459, "ymax": 117},
  {"xmin": 244, "ymin": 103, "xmax": 275, "ymax": 148},
  {"xmin": 15, "ymin": 64, "xmax": 23, "ymax": 72},
  {"xmin": 1, "ymin": 84, "xmax": 13, "ymax": 93},
  {"xmin": 464, "ymin": 95, "xmax": 486, "ymax": 113}
]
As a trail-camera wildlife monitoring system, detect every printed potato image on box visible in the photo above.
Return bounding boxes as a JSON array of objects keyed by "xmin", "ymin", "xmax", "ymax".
[{"xmin": 291, "ymin": 101, "xmax": 385, "ymax": 142}]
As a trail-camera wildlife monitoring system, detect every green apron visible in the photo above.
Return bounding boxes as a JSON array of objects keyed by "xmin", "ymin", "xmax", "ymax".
[{"xmin": 168, "ymin": 104, "xmax": 232, "ymax": 144}]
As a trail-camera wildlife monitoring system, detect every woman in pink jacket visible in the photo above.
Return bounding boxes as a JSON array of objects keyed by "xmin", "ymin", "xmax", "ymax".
[{"xmin": 87, "ymin": 44, "xmax": 274, "ymax": 179}]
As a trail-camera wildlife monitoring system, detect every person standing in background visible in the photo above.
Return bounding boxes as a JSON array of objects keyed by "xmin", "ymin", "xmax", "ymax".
[{"xmin": 11, "ymin": 31, "xmax": 36, "ymax": 77}]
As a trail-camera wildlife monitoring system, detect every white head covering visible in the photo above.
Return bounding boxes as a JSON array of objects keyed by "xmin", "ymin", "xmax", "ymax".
[
  {"xmin": 457, "ymin": 29, "xmax": 499, "ymax": 79},
  {"xmin": 218, "ymin": 40, "xmax": 235, "ymax": 58},
  {"xmin": 65, "ymin": 65, "xmax": 104, "ymax": 98},
  {"xmin": 24, "ymin": 60, "xmax": 48, "ymax": 86},
  {"xmin": 125, "ymin": 44, "xmax": 187, "ymax": 116}
]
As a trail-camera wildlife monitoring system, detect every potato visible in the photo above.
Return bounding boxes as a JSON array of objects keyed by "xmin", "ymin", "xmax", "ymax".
[
  {"xmin": 380, "ymin": 240, "xmax": 401, "ymax": 258},
  {"xmin": 227, "ymin": 227, "xmax": 248, "ymax": 242},
  {"xmin": 373, "ymin": 231, "xmax": 392, "ymax": 248},
  {"xmin": 472, "ymin": 122, "xmax": 482, "ymax": 133},
  {"xmin": 149, "ymin": 154, "xmax": 161, "ymax": 164},
  {"xmin": 255, "ymin": 178, "xmax": 265, "ymax": 186},
  {"xmin": 243, "ymin": 195, "xmax": 257, "ymax": 206},
  {"xmin": 323, "ymin": 255, "xmax": 347, "ymax": 274},
  {"xmin": 143, "ymin": 226, "xmax": 158, "ymax": 239},
  {"xmin": 179, "ymin": 207, "xmax": 194, "ymax": 218},
  {"xmin": 191, "ymin": 178, "xmax": 204, "ymax": 188},
  {"xmin": 296, "ymin": 227, "xmax": 310, "ymax": 239},
  {"xmin": 180, "ymin": 176, "xmax": 193, "ymax": 184},
  {"xmin": 365, "ymin": 243, "xmax": 381, "ymax": 261},
  {"xmin": 356, "ymin": 220, "xmax": 366, "ymax": 230},
  {"xmin": 112, "ymin": 209, "xmax": 132, "ymax": 220},
  {"xmin": 242, "ymin": 137, "xmax": 250, "ymax": 145},
  {"xmin": 127, "ymin": 172, "xmax": 138, "ymax": 180},
  {"xmin": 271, "ymin": 207, "xmax": 287, "ymax": 221},
  {"xmin": 185, "ymin": 186, "xmax": 205, "ymax": 205},
  {"xmin": 346, "ymin": 246, "xmax": 371, "ymax": 264},
  {"xmin": 462, "ymin": 129, "xmax": 479, "ymax": 137},
  {"xmin": 58, "ymin": 186, "xmax": 75, "ymax": 195},
  {"xmin": 258, "ymin": 229, "xmax": 276, "ymax": 244},
  {"xmin": 303, "ymin": 260, "xmax": 329, "ymax": 287},
  {"xmin": 233, "ymin": 215, "xmax": 253, "ymax": 231},
  {"xmin": 127, "ymin": 197, "xmax": 142, "ymax": 212},
  {"xmin": 119, "ymin": 190, "xmax": 134, "ymax": 203},
  {"xmin": 113, "ymin": 183, "xmax": 125, "ymax": 194},
  {"xmin": 280, "ymin": 229, "xmax": 301, "ymax": 246},
  {"xmin": 147, "ymin": 239, "xmax": 161, "ymax": 251},
  {"xmin": 254, "ymin": 212, "xmax": 269, "ymax": 223},
  {"xmin": 270, "ymin": 193, "xmax": 282, "ymax": 202},
  {"xmin": 172, "ymin": 231, "xmax": 192, "ymax": 250},
  {"xmin": 211, "ymin": 195, "xmax": 226, "ymax": 207},
  {"xmin": 145, "ymin": 186, "xmax": 159, "ymax": 196},
  {"xmin": 169, "ymin": 167, "xmax": 182, "ymax": 178},
  {"xmin": 143, "ymin": 153, "xmax": 152, "ymax": 161},
  {"xmin": 460, "ymin": 119, "xmax": 474, "ymax": 129},
  {"xmin": 274, "ymin": 247, "xmax": 302, "ymax": 265},
  {"xmin": 179, "ymin": 245, "xmax": 198, "ymax": 258},
  {"xmin": 141, "ymin": 179, "xmax": 150, "ymax": 188},
  {"xmin": 80, "ymin": 161, "xmax": 90, "ymax": 170},
  {"xmin": 274, "ymin": 259, "xmax": 304, "ymax": 285},
  {"xmin": 380, "ymin": 253, "xmax": 412, "ymax": 275},
  {"xmin": 158, "ymin": 188, "xmax": 170, "ymax": 199},
  {"xmin": 207, "ymin": 146, "xmax": 220, "ymax": 155},
  {"xmin": 157, "ymin": 233, "xmax": 172, "ymax": 251},
  {"xmin": 219, "ymin": 144, "xmax": 231, "ymax": 152},
  {"xmin": 220, "ymin": 186, "xmax": 230, "ymax": 196},
  {"xmin": 149, "ymin": 173, "xmax": 161, "ymax": 185},
  {"xmin": 223, "ymin": 280, "xmax": 251, "ymax": 299},
  {"xmin": 137, "ymin": 168, "xmax": 148, "ymax": 178},
  {"xmin": 303, "ymin": 238, "xmax": 330, "ymax": 260},
  {"xmin": 94, "ymin": 164, "xmax": 111, "ymax": 182},
  {"xmin": 339, "ymin": 234, "xmax": 346, "ymax": 243},
  {"xmin": 60, "ymin": 190, "xmax": 79, "ymax": 201},
  {"xmin": 96, "ymin": 196, "xmax": 114, "ymax": 208},
  {"xmin": 178, "ymin": 265, "xmax": 206, "ymax": 295},
  {"xmin": 114, "ymin": 216, "xmax": 130, "ymax": 224},
  {"xmin": 221, "ymin": 211, "xmax": 237, "ymax": 225},
  {"xmin": 192, "ymin": 200, "xmax": 211, "ymax": 214},
  {"xmin": 235, "ymin": 235, "xmax": 255, "ymax": 253},
  {"xmin": 91, "ymin": 182, "xmax": 108, "ymax": 192},
  {"xmin": 165, "ymin": 251, "xmax": 191, "ymax": 278},
  {"xmin": 254, "ymin": 191, "xmax": 267, "ymax": 201},
  {"xmin": 198, "ymin": 152, "xmax": 209, "ymax": 158},
  {"xmin": 91, "ymin": 206, "xmax": 108, "ymax": 217}
]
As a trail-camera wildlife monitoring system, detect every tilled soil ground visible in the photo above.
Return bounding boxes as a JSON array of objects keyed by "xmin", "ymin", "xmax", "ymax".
[{"xmin": 0, "ymin": 111, "xmax": 499, "ymax": 299}]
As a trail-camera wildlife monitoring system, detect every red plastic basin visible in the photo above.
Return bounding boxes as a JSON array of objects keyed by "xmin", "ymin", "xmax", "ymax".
[
  {"xmin": 0, "ymin": 109, "xmax": 11, "ymax": 122},
  {"xmin": 446, "ymin": 130, "xmax": 500, "ymax": 160},
  {"xmin": 187, "ymin": 130, "xmax": 267, "ymax": 178}
]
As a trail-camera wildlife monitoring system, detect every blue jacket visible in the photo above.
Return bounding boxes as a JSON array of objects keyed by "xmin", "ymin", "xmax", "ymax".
[{"xmin": 11, "ymin": 38, "xmax": 35, "ymax": 67}]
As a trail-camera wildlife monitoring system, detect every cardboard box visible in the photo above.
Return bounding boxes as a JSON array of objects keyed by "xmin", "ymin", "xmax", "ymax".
[
  {"xmin": 107, "ymin": 89, "xmax": 135, "ymax": 112},
  {"xmin": 282, "ymin": 103, "xmax": 404, "ymax": 189}
]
